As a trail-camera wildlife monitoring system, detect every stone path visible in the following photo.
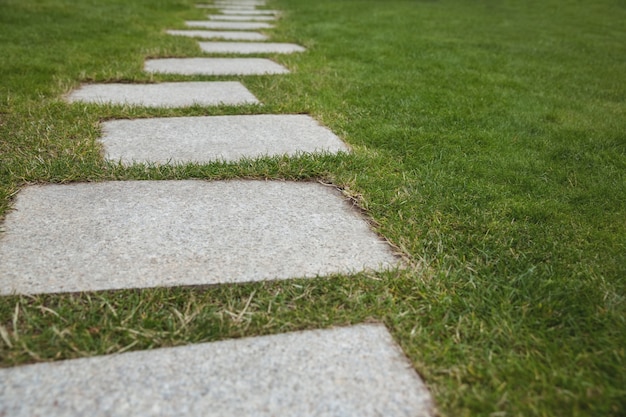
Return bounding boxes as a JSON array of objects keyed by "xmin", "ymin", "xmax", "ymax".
[
  {"xmin": 209, "ymin": 14, "xmax": 275, "ymax": 21},
  {"xmin": 0, "ymin": 324, "xmax": 434, "ymax": 417},
  {"xmin": 99, "ymin": 114, "xmax": 349, "ymax": 164},
  {"xmin": 144, "ymin": 58, "xmax": 289, "ymax": 75},
  {"xmin": 166, "ymin": 29, "xmax": 268, "ymax": 40},
  {"xmin": 1, "ymin": 0, "xmax": 435, "ymax": 415},
  {"xmin": 66, "ymin": 81, "xmax": 259, "ymax": 107}
]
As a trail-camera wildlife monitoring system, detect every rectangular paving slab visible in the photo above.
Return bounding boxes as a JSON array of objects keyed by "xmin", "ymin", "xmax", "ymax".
[
  {"xmin": 65, "ymin": 82, "xmax": 259, "ymax": 107},
  {"xmin": 209, "ymin": 14, "xmax": 275, "ymax": 21},
  {"xmin": 144, "ymin": 58, "xmax": 288, "ymax": 75},
  {"xmin": 199, "ymin": 41, "xmax": 305, "ymax": 54},
  {"xmin": 100, "ymin": 114, "xmax": 350, "ymax": 164},
  {"xmin": 217, "ymin": 9, "xmax": 279, "ymax": 15},
  {"xmin": 0, "ymin": 181, "xmax": 400, "ymax": 295},
  {"xmin": 166, "ymin": 29, "xmax": 268, "ymax": 40},
  {"xmin": 0, "ymin": 324, "xmax": 434, "ymax": 417},
  {"xmin": 185, "ymin": 21, "xmax": 273, "ymax": 30}
]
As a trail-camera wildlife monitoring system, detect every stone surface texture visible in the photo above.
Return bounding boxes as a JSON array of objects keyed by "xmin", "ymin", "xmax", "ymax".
[
  {"xmin": 199, "ymin": 41, "xmax": 305, "ymax": 54},
  {"xmin": 100, "ymin": 114, "xmax": 349, "ymax": 164},
  {"xmin": 185, "ymin": 21, "xmax": 273, "ymax": 30},
  {"xmin": 65, "ymin": 82, "xmax": 259, "ymax": 107},
  {"xmin": 166, "ymin": 29, "xmax": 268, "ymax": 40},
  {"xmin": 0, "ymin": 324, "xmax": 434, "ymax": 417},
  {"xmin": 209, "ymin": 14, "xmax": 275, "ymax": 21},
  {"xmin": 144, "ymin": 58, "xmax": 288, "ymax": 75},
  {"xmin": 0, "ymin": 181, "xmax": 399, "ymax": 295},
  {"xmin": 217, "ymin": 9, "xmax": 279, "ymax": 15}
]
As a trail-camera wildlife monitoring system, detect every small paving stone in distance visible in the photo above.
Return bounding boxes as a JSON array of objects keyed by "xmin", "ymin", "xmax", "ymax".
[
  {"xmin": 0, "ymin": 324, "xmax": 434, "ymax": 417},
  {"xmin": 144, "ymin": 58, "xmax": 289, "ymax": 76},
  {"xmin": 65, "ymin": 82, "xmax": 259, "ymax": 107},
  {"xmin": 209, "ymin": 14, "xmax": 275, "ymax": 21},
  {"xmin": 166, "ymin": 29, "xmax": 268, "ymax": 40},
  {"xmin": 185, "ymin": 21, "xmax": 273, "ymax": 30},
  {"xmin": 218, "ymin": 9, "xmax": 279, "ymax": 15},
  {"xmin": 100, "ymin": 114, "xmax": 349, "ymax": 164},
  {"xmin": 199, "ymin": 41, "xmax": 305, "ymax": 54}
]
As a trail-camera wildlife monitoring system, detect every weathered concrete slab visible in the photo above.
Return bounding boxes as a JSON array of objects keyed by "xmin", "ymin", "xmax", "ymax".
[
  {"xmin": 100, "ymin": 114, "xmax": 349, "ymax": 164},
  {"xmin": 166, "ymin": 29, "xmax": 268, "ymax": 41},
  {"xmin": 199, "ymin": 41, "xmax": 305, "ymax": 54},
  {"xmin": 65, "ymin": 82, "xmax": 259, "ymax": 107},
  {"xmin": 218, "ymin": 9, "xmax": 279, "ymax": 15},
  {"xmin": 209, "ymin": 14, "xmax": 275, "ymax": 21},
  {"xmin": 185, "ymin": 21, "xmax": 273, "ymax": 30},
  {"xmin": 144, "ymin": 58, "xmax": 288, "ymax": 76},
  {"xmin": 0, "ymin": 181, "xmax": 400, "ymax": 295},
  {"xmin": 0, "ymin": 324, "xmax": 434, "ymax": 417}
]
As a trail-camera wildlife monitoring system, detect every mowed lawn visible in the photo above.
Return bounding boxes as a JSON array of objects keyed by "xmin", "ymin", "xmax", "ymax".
[{"xmin": 1, "ymin": 0, "xmax": 625, "ymax": 415}]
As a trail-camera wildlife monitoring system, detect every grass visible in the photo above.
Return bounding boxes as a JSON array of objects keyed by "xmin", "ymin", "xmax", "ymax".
[{"xmin": 1, "ymin": 0, "xmax": 625, "ymax": 415}]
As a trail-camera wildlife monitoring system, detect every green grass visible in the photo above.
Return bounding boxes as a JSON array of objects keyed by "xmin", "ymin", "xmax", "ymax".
[{"xmin": 1, "ymin": 0, "xmax": 625, "ymax": 415}]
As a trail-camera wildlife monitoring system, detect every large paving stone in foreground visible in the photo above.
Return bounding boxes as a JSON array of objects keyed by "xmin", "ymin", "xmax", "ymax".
[
  {"xmin": 209, "ymin": 14, "xmax": 275, "ymax": 21},
  {"xmin": 100, "ymin": 114, "xmax": 349, "ymax": 164},
  {"xmin": 199, "ymin": 41, "xmax": 305, "ymax": 54},
  {"xmin": 166, "ymin": 29, "xmax": 268, "ymax": 40},
  {"xmin": 186, "ymin": 21, "xmax": 273, "ymax": 30},
  {"xmin": 0, "ymin": 181, "xmax": 399, "ymax": 295},
  {"xmin": 66, "ymin": 82, "xmax": 259, "ymax": 107},
  {"xmin": 0, "ymin": 324, "xmax": 434, "ymax": 417},
  {"xmin": 144, "ymin": 58, "xmax": 288, "ymax": 75}
]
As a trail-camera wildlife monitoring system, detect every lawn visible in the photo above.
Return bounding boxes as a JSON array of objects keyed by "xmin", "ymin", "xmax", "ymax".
[{"xmin": 1, "ymin": 0, "xmax": 625, "ymax": 415}]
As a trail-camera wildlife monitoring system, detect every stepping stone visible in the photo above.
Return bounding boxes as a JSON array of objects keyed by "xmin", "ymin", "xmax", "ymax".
[
  {"xmin": 166, "ymin": 29, "xmax": 268, "ymax": 41},
  {"xmin": 0, "ymin": 181, "xmax": 400, "ymax": 295},
  {"xmin": 66, "ymin": 82, "xmax": 259, "ymax": 107},
  {"xmin": 209, "ymin": 14, "xmax": 275, "ymax": 21},
  {"xmin": 100, "ymin": 114, "xmax": 350, "ymax": 164},
  {"xmin": 144, "ymin": 58, "xmax": 288, "ymax": 75},
  {"xmin": 218, "ymin": 9, "xmax": 279, "ymax": 15},
  {"xmin": 186, "ymin": 21, "xmax": 273, "ymax": 30},
  {"xmin": 0, "ymin": 324, "xmax": 434, "ymax": 417},
  {"xmin": 199, "ymin": 41, "xmax": 305, "ymax": 54}
]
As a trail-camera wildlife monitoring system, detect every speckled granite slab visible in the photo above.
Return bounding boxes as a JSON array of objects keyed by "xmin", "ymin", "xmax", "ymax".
[
  {"xmin": 0, "ymin": 181, "xmax": 399, "ymax": 295},
  {"xmin": 185, "ymin": 21, "xmax": 273, "ymax": 30},
  {"xmin": 166, "ymin": 29, "xmax": 268, "ymax": 40},
  {"xmin": 0, "ymin": 324, "xmax": 434, "ymax": 417},
  {"xmin": 144, "ymin": 58, "xmax": 288, "ymax": 75},
  {"xmin": 199, "ymin": 41, "xmax": 305, "ymax": 54},
  {"xmin": 100, "ymin": 114, "xmax": 349, "ymax": 164},
  {"xmin": 65, "ymin": 82, "xmax": 259, "ymax": 107}
]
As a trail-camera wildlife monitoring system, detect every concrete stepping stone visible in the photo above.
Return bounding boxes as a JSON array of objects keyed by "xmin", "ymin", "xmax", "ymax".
[
  {"xmin": 218, "ymin": 9, "xmax": 279, "ymax": 15},
  {"xmin": 166, "ymin": 29, "xmax": 268, "ymax": 41},
  {"xmin": 144, "ymin": 58, "xmax": 288, "ymax": 76},
  {"xmin": 209, "ymin": 14, "xmax": 275, "ymax": 21},
  {"xmin": 199, "ymin": 41, "xmax": 305, "ymax": 54},
  {"xmin": 0, "ymin": 181, "xmax": 399, "ymax": 295},
  {"xmin": 66, "ymin": 82, "xmax": 259, "ymax": 107},
  {"xmin": 185, "ymin": 21, "xmax": 273, "ymax": 30},
  {"xmin": 0, "ymin": 324, "xmax": 434, "ymax": 417},
  {"xmin": 100, "ymin": 114, "xmax": 349, "ymax": 164}
]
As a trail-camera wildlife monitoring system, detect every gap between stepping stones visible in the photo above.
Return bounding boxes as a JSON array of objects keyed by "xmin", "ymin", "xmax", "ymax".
[
  {"xmin": 166, "ymin": 29, "xmax": 268, "ymax": 40},
  {"xmin": 199, "ymin": 41, "xmax": 305, "ymax": 54},
  {"xmin": 144, "ymin": 58, "xmax": 288, "ymax": 76},
  {"xmin": 185, "ymin": 21, "xmax": 273, "ymax": 30},
  {"xmin": 99, "ymin": 114, "xmax": 350, "ymax": 164},
  {"xmin": 0, "ymin": 324, "xmax": 434, "ymax": 417},
  {"xmin": 65, "ymin": 81, "xmax": 259, "ymax": 107},
  {"xmin": 0, "ymin": 181, "xmax": 400, "ymax": 295}
]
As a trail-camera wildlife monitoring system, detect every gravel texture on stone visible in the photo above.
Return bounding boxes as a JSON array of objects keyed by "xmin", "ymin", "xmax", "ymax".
[
  {"xmin": 144, "ymin": 58, "xmax": 288, "ymax": 75},
  {"xmin": 0, "ymin": 324, "xmax": 434, "ymax": 417},
  {"xmin": 209, "ymin": 14, "xmax": 275, "ymax": 21},
  {"xmin": 185, "ymin": 21, "xmax": 273, "ymax": 30},
  {"xmin": 100, "ymin": 114, "xmax": 349, "ymax": 164},
  {"xmin": 65, "ymin": 82, "xmax": 259, "ymax": 107},
  {"xmin": 166, "ymin": 29, "xmax": 268, "ymax": 40},
  {"xmin": 0, "ymin": 181, "xmax": 400, "ymax": 295},
  {"xmin": 199, "ymin": 41, "xmax": 305, "ymax": 54}
]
